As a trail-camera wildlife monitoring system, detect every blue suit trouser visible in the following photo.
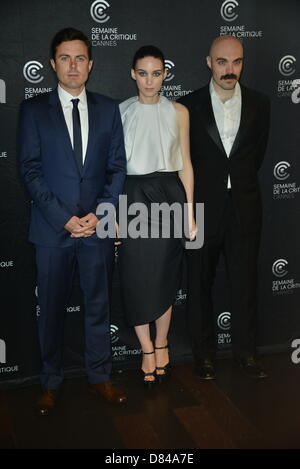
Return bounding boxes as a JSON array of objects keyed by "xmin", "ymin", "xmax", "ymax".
[{"xmin": 35, "ymin": 239, "xmax": 114, "ymax": 389}]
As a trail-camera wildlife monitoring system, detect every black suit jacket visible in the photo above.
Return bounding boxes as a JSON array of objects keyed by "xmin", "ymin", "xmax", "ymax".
[{"xmin": 179, "ymin": 84, "xmax": 270, "ymax": 237}]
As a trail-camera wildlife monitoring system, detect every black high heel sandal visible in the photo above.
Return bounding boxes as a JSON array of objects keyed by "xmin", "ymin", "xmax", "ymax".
[
  {"xmin": 155, "ymin": 344, "xmax": 170, "ymax": 383},
  {"xmin": 141, "ymin": 350, "xmax": 156, "ymax": 389}
]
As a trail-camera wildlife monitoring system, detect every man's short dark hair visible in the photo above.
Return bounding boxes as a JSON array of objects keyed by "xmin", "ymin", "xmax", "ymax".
[{"xmin": 50, "ymin": 27, "xmax": 92, "ymax": 60}]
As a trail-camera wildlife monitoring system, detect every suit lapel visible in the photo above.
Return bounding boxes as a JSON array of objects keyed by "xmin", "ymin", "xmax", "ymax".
[
  {"xmin": 198, "ymin": 85, "xmax": 255, "ymax": 160},
  {"xmin": 48, "ymin": 89, "xmax": 81, "ymax": 174},
  {"xmin": 83, "ymin": 91, "xmax": 98, "ymax": 175},
  {"xmin": 198, "ymin": 86, "xmax": 227, "ymax": 158},
  {"xmin": 229, "ymin": 86, "xmax": 254, "ymax": 158}
]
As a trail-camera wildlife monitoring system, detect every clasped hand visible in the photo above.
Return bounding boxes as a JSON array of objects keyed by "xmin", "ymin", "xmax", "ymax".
[{"xmin": 65, "ymin": 213, "xmax": 99, "ymax": 238}]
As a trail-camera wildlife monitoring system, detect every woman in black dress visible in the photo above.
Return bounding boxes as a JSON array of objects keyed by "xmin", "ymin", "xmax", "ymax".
[{"xmin": 118, "ymin": 46, "xmax": 196, "ymax": 387}]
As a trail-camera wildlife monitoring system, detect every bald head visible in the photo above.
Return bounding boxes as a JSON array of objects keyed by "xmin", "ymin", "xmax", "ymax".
[
  {"xmin": 209, "ymin": 35, "xmax": 243, "ymax": 57},
  {"xmin": 206, "ymin": 35, "xmax": 244, "ymax": 100}
]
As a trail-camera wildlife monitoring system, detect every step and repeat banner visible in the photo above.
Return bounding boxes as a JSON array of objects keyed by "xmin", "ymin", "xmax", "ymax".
[{"xmin": 0, "ymin": 0, "xmax": 299, "ymax": 386}]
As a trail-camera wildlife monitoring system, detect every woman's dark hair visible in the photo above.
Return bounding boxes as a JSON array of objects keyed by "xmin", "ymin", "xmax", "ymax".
[
  {"xmin": 50, "ymin": 27, "xmax": 92, "ymax": 60},
  {"xmin": 132, "ymin": 45, "xmax": 165, "ymax": 69}
]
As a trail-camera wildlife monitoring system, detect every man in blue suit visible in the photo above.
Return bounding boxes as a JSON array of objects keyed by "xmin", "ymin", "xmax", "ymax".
[{"xmin": 18, "ymin": 28, "xmax": 127, "ymax": 415}]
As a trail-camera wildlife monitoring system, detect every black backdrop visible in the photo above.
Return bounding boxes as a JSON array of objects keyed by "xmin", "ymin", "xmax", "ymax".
[{"xmin": 1, "ymin": 0, "xmax": 300, "ymax": 387}]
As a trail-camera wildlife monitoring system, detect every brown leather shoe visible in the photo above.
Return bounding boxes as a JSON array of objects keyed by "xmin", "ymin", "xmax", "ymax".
[
  {"xmin": 89, "ymin": 381, "xmax": 127, "ymax": 405},
  {"xmin": 35, "ymin": 389, "xmax": 59, "ymax": 416}
]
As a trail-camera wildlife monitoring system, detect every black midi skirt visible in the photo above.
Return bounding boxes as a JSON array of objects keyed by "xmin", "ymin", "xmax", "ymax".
[{"xmin": 117, "ymin": 171, "xmax": 186, "ymax": 326}]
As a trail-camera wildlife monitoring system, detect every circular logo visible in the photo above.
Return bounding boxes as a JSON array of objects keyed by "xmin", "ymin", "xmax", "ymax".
[
  {"xmin": 110, "ymin": 324, "xmax": 119, "ymax": 344},
  {"xmin": 217, "ymin": 312, "xmax": 231, "ymax": 331},
  {"xmin": 279, "ymin": 55, "xmax": 296, "ymax": 76},
  {"xmin": 273, "ymin": 161, "xmax": 290, "ymax": 181},
  {"xmin": 272, "ymin": 259, "xmax": 288, "ymax": 278},
  {"xmin": 90, "ymin": 0, "xmax": 110, "ymax": 23},
  {"xmin": 164, "ymin": 60, "xmax": 175, "ymax": 82},
  {"xmin": 220, "ymin": 0, "xmax": 239, "ymax": 22},
  {"xmin": 23, "ymin": 61, "xmax": 44, "ymax": 84}
]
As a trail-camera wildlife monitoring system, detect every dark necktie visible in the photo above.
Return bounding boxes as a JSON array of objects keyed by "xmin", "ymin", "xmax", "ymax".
[{"xmin": 71, "ymin": 98, "xmax": 83, "ymax": 170}]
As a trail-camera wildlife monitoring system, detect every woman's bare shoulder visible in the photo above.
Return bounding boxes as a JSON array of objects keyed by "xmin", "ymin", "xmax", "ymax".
[{"xmin": 172, "ymin": 101, "xmax": 189, "ymax": 122}]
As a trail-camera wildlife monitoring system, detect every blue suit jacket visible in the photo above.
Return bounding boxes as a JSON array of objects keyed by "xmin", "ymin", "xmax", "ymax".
[{"xmin": 18, "ymin": 88, "xmax": 126, "ymax": 247}]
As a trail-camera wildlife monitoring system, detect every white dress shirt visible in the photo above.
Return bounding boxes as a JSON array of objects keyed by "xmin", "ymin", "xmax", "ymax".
[
  {"xmin": 57, "ymin": 85, "xmax": 89, "ymax": 164},
  {"xmin": 210, "ymin": 79, "xmax": 241, "ymax": 188}
]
